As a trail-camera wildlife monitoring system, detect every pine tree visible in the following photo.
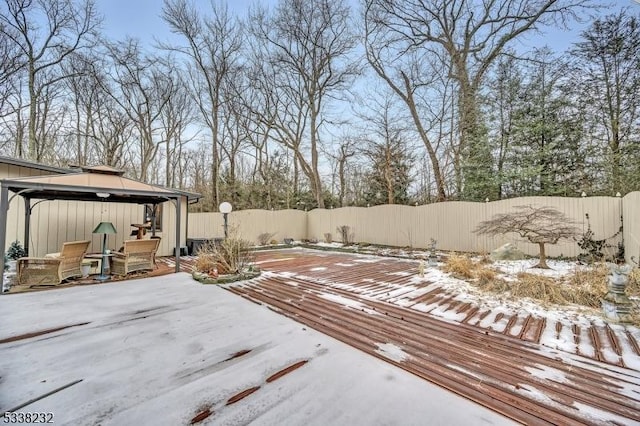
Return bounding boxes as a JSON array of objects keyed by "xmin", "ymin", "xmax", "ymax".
[{"xmin": 363, "ymin": 135, "xmax": 414, "ymax": 205}]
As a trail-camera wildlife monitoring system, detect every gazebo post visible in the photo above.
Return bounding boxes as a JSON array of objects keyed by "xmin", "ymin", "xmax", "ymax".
[
  {"xmin": 151, "ymin": 203, "xmax": 157, "ymax": 237},
  {"xmin": 175, "ymin": 196, "xmax": 181, "ymax": 272},
  {"xmin": 0, "ymin": 185, "xmax": 9, "ymax": 293},
  {"xmin": 23, "ymin": 197, "xmax": 31, "ymax": 256}
]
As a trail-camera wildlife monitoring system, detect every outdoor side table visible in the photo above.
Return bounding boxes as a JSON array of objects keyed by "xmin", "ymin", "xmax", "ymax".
[{"xmin": 85, "ymin": 253, "xmax": 113, "ymax": 281}]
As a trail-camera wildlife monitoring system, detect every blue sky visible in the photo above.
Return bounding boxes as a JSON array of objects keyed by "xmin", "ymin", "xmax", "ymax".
[
  {"xmin": 97, "ymin": 0, "xmax": 640, "ymax": 52},
  {"xmin": 98, "ymin": 0, "xmax": 263, "ymax": 45},
  {"xmin": 97, "ymin": 0, "xmax": 638, "ymax": 51}
]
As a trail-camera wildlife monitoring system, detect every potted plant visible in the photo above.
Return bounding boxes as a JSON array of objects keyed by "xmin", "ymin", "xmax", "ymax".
[{"xmin": 6, "ymin": 240, "xmax": 26, "ymax": 272}]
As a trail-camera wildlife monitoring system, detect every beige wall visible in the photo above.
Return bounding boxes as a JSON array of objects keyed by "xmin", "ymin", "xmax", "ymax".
[
  {"xmin": 2, "ymin": 164, "xmax": 188, "ymax": 257},
  {"xmin": 188, "ymin": 209, "xmax": 307, "ymax": 244}
]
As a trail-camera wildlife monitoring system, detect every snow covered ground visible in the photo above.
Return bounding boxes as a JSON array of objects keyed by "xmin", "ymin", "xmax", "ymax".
[{"xmin": 0, "ymin": 274, "xmax": 515, "ymax": 425}]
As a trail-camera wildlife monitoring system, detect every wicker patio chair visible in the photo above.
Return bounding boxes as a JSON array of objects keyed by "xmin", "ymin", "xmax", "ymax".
[
  {"xmin": 17, "ymin": 240, "xmax": 91, "ymax": 286},
  {"xmin": 111, "ymin": 239, "xmax": 159, "ymax": 276}
]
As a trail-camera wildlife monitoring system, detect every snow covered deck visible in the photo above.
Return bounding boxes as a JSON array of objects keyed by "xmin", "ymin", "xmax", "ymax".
[
  {"xmin": 226, "ymin": 249, "xmax": 640, "ymax": 424},
  {"xmin": 3, "ymin": 248, "xmax": 640, "ymax": 424},
  {"xmin": 0, "ymin": 273, "xmax": 513, "ymax": 425}
]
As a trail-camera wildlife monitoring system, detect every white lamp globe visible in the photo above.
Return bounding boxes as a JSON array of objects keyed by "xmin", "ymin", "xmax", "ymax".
[{"xmin": 219, "ymin": 202, "xmax": 233, "ymax": 214}]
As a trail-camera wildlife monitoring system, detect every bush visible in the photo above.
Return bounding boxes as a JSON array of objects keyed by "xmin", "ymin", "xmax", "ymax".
[
  {"xmin": 336, "ymin": 225, "xmax": 354, "ymax": 245},
  {"xmin": 7, "ymin": 241, "xmax": 26, "ymax": 260},
  {"xmin": 195, "ymin": 230, "xmax": 254, "ymax": 276},
  {"xmin": 257, "ymin": 232, "xmax": 276, "ymax": 246}
]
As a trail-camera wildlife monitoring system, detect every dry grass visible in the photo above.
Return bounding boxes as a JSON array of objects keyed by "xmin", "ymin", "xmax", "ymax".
[
  {"xmin": 475, "ymin": 267, "xmax": 498, "ymax": 286},
  {"xmin": 445, "ymin": 254, "xmax": 620, "ymax": 309},
  {"xmin": 193, "ymin": 253, "xmax": 219, "ymax": 275},
  {"xmin": 628, "ymin": 268, "xmax": 640, "ymax": 297},
  {"xmin": 194, "ymin": 229, "xmax": 254, "ymax": 275},
  {"xmin": 443, "ymin": 254, "xmax": 476, "ymax": 279}
]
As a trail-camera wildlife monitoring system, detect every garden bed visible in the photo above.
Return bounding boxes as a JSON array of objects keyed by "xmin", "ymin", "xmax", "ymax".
[{"xmin": 192, "ymin": 269, "xmax": 261, "ymax": 284}]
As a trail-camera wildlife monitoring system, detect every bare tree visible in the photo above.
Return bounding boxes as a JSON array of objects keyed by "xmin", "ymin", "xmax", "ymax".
[
  {"xmin": 0, "ymin": 18, "xmax": 23, "ymax": 117},
  {"xmin": 332, "ymin": 138, "xmax": 358, "ymax": 207},
  {"xmin": 364, "ymin": 0, "xmax": 593, "ymax": 200},
  {"xmin": 162, "ymin": 0, "xmax": 243, "ymax": 209},
  {"xmin": 475, "ymin": 205, "xmax": 580, "ymax": 268},
  {"xmin": 159, "ymin": 72, "xmax": 195, "ymax": 188},
  {"xmin": 0, "ymin": 0, "xmax": 99, "ymax": 160},
  {"xmin": 364, "ymin": 22, "xmax": 451, "ymax": 201},
  {"xmin": 103, "ymin": 40, "xmax": 174, "ymax": 181},
  {"xmin": 248, "ymin": 0, "xmax": 358, "ymax": 208}
]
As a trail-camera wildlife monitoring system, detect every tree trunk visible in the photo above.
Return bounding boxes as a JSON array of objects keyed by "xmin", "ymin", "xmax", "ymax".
[
  {"xmin": 28, "ymin": 61, "xmax": 37, "ymax": 160},
  {"xmin": 534, "ymin": 242, "xmax": 549, "ymax": 269}
]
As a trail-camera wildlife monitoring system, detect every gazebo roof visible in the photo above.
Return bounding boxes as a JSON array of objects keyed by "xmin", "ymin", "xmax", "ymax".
[{"xmin": 0, "ymin": 167, "xmax": 200, "ymax": 204}]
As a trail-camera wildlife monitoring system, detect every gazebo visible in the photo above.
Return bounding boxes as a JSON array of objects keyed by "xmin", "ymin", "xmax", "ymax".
[{"xmin": 0, "ymin": 165, "xmax": 199, "ymax": 290}]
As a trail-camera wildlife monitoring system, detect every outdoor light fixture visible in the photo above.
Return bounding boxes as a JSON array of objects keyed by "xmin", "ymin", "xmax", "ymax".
[
  {"xmin": 219, "ymin": 202, "xmax": 233, "ymax": 239},
  {"xmin": 96, "ymin": 192, "xmax": 111, "ymax": 198},
  {"xmin": 581, "ymin": 191, "xmax": 587, "ymax": 198},
  {"xmin": 92, "ymin": 221, "xmax": 117, "ymax": 281}
]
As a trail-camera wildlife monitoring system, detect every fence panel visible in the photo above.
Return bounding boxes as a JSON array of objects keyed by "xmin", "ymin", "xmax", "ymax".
[{"xmin": 188, "ymin": 195, "xmax": 629, "ymax": 260}]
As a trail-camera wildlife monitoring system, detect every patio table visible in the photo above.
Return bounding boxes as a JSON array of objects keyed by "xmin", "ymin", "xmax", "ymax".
[{"xmin": 131, "ymin": 223, "xmax": 151, "ymax": 239}]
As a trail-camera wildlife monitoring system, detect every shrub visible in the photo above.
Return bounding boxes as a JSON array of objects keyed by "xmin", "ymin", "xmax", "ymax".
[
  {"xmin": 336, "ymin": 225, "xmax": 354, "ymax": 245},
  {"xmin": 269, "ymin": 239, "xmax": 278, "ymax": 245},
  {"xmin": 257, "ymin": 232, "xmax": 276, "ymax": 246},
  {"xmin": 195, "ymin": 229, "xmax": 254, "ymax": 275},
  {"xmin": 7, "ymin": 241, "xmax": 26, "ymax": 260}
]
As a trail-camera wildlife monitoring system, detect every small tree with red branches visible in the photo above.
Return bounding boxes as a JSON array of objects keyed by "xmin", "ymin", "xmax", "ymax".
[{"xmin": 475, "ymin": 205, "xmax": 580, "ymax": 269}]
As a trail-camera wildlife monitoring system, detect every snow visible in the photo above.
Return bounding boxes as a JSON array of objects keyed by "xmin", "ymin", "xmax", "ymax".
[
  {"xmin": 524, "ymin": 365, "xmax": 567, "ymax": 383},
  {"xmin": 253, "ymin": 257, "xmax": 296, "ymax": 265},
  {"xmin": 375, "ymin": 343, "xmax": 410, "ymax": 363},
  {"xmin": 491, "ymin": 259, "xmax": 586, "ymax": 279},
  {"xmin": 0, "ymin": 274, "xmax": 515, "ymax": 425},
  {"xmin": 572, "ymin": 401, "xmax": 637, "ymax": 425},
  {"xmin": 319, "ymin": 293, "xmax": 366, "ymax": 310},
  {"xmin": 314, "ymin": 242, "xmax": 344, "ymax": 248}
]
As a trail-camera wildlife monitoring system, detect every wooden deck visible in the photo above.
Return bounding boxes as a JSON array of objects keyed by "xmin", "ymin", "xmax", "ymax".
[{"xmin": 226, "ymin": 248, "xmax": 640, "ymax": 425}]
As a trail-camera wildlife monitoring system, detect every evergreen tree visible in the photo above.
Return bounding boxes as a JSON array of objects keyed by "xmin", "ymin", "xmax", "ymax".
[
  {"xmin": 363, "ymin": 135, "xmax": 414, "ymax": 205},
  {"xmin": 487, "ymin": 50, "xmax": 588, "ymax": 197},
  {"xmin": 570, "ymin": 10, "xmax": 640, "ymax": 195}
]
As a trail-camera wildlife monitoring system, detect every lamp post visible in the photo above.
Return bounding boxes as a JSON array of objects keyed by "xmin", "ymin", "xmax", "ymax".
[{"xmin": 219, "ymin": 202, "xmax": 233, "ymax": 239}]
